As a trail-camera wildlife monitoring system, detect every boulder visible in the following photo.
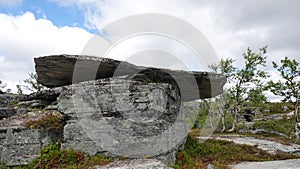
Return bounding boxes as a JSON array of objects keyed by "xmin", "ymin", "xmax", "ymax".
[
  {"xmin": 58, "ymin": 77, "xmax": 199, "ymax": 164},
  {"xmin": 0, "ymin": 127, "xmax": 50, "ymax": 166},
  {"xmin": 35, "ymin": 55, "xmax": 226, "ymax": 101}
]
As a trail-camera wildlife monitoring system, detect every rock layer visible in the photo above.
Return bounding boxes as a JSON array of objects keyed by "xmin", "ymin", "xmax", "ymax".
[
  {"xmin": 35, "ymin": 55, "xmax": 226, "ymax": 100},
  {"xmin": 1, "ymin": 127, "xmax": 50, "ymax": 166},
  {"xmin": 58, "ymin": 77, "xmax": 199, "ymax": 164},
  {"xmin": 94, "ymin": 158, "xmax": 172, "ymax": 169}
]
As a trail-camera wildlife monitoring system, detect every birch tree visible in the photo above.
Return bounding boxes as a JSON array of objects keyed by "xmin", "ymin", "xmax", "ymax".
[{"xmin": 268, "ymin": 57, "xmax": 300, "ymax": 140}]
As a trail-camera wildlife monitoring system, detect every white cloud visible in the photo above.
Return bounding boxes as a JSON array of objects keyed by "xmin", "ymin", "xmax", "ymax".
[
  {"xmin": 77, "ymin": 1, "xmax": 300, "ymax": 55},
  {"xmin": 0, "ymin": 0, "xmax": 23, "ymax": 8},
  {"xmin": 49, "ymin": 0, "xmax": 300, "ymax": 65},
  {"xmin": 36, "ymin": 1, "xmax": 300, "ymax": 102},
  {"xmin": 0, "ymin": 12, "xmax": 92, "ymax": 92},
  {"xmin": 2, "ymin": 0, "xmax": 300, "ymax": 101}
]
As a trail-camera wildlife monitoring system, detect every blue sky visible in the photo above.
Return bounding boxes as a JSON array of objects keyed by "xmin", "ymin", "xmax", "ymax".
[
  {"xmin": 0, "ymin": 0, "xmax": 90, "ymax": 32},
  {"xmin": 0, "ymin": 0, "xmax": 299, "ymax": 101}
]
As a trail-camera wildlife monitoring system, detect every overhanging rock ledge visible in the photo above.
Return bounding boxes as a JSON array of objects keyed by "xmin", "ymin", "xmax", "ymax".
[{"xmin": 35, "ymin": 55, "xmax": 226, "ymax": 101}]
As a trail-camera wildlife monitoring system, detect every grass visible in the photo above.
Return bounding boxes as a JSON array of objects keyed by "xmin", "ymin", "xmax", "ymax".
[
  {"xmin": 180, "ymin": 102, "xmax": 300, "ymax": 168},
  {"xmin": 171, "ymin": 136, "xmax": 298, "ymax": 169},
  {"xmin": 252, "ymin": 117, "xmax": 294, "ymax": 137},
  {"xmin": 264, "ymin": 102, "xmax": 293, "ymax": 114}
]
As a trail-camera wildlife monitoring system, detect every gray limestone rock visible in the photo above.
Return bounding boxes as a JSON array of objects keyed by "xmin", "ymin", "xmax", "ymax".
[
  {"xmin": 0, "ymin": 94, "xmax": 26, "ymax": 107},
  {"xmin": 35, "ymin": 55, "xmax": 226, "ymax": 100},
  {"xmin": 0, "ymin": 128, "xmax": 7, "ymax": 158},
  {"xmin": 0, "ymin": 128, "xmax": 50, "ymax": 166},
  {"xmin": 0, "ymin": 108, "xmax": 17, "ymax": 120},
  {"xmin": 62, "ymin": 122, "xmax": 102, "ymax": 155},
  {"xmin": 232, "ymin": 159, "xmax": 300, "ymax": 169},
  {"xmin": 93, "ymin": 158, "xmax": 172, "ymax": 169},
  {"xmin": 58, "ymin": 77, "xmax": 200, "ymax": 165}
]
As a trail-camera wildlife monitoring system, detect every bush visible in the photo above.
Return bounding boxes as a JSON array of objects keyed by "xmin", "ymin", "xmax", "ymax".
[
  {"xmin": 253, "ymin": 118, "xmax": 294, "ymax": 136},
  {"xmin": 23, "ymin": 112, "xmax": 65, "ymax": 141},
  {"xmin": 266, "ymin": 102, "xmax": 293, "ymax": 114},
  {"xmin": 20, "ymin": 142, "xmax": 112, "ymax": 169}
]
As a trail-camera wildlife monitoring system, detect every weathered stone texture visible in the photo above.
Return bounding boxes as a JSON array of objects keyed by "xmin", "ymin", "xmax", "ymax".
[
  {"xmin": 0, "ymin": 54, "xmax": 226, "ymax": 167},
  {"xmin": 0, "ymin": 108, "xmax": 17, "ymax": 120},
  {"xmin": 35, "ymin": 55, "xmax": 226, "ymax": 100},
  {"xmin": 0, "ymin": 128, "xmax": 50, "ymax": 166},
  {"xmin": 58, "ymin": 77, "xmax": 199, "ymax": 164},
  {"xmin": 94, "ymin": 158, "xmax": 172, "ymax": 169}
]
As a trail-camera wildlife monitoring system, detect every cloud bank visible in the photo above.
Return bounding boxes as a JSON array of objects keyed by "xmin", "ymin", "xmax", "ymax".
[
  {"xmin": 1, "ymin": 0, "xmax": 299, "ymax": 100},
  {"xmin": 0, "ymin": 12, "xmax": 92, "ymax": 91}
]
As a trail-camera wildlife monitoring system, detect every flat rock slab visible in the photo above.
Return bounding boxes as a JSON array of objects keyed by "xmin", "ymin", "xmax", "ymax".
[
  {"xmin": 93, "ymin": 159, "xmax": 172, "ymax": 169},
  {"xmin": 232, "ymin": 159, "xmax": 300, "ymax": 169},
  {"xmin": 35, "ymin": 55, "xmax": 226, "ymax": 101},
  {"xmin": 198, "ymin": 135, "xmax": 300, "ymax": 155}
]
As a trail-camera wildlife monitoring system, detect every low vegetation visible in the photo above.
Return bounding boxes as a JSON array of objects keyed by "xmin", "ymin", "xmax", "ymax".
[
  {"xmin": 171, "ymin": 136, "xmax": 298, "ymax": 169},
  {"xmin": 23, "ymin": 111, "xmax": 65, "ymax": 141},
  {"xmin": 264, "ymin": 102, "xmax": 293, "ymax": 114},
  {"xmin": 19, "ymin": 142, "xmax": 113, "ymax": 169},
  {"xmin": 253, "ymin": 118, "xmax": 294, "ymax": 137}
]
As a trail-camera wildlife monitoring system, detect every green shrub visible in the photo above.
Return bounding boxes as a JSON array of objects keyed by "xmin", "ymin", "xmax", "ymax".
[
  {"xmin": 23, "ymin": 112, "xmax": 65, "ymax": 140},
  {"xmin": 253, "ymin": 117, "xmax": 294, "ymax": 136},
  {"xmin": 0, "ymin": 162, "xmax": 8, "ymax": 169},
  {"xmin": 193, "ymin": 108, "xmax": 209, "ymax": 129},
  {"xmin": 265, "ymin": 102, "xmax": 293, "ymax": 114},
  {"xmin": 171, "ymin": 136, "xmax": 297, "ymax": 169},
  {"xmin": 20, "ymin": 142, "xmax": 112, "ymax": 169}
]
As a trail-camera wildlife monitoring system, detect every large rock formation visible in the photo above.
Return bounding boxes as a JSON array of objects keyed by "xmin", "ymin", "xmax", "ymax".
[
  {"xmin": 57, "ymin": 77, "xmax": 199, "ymax": 164},
  {"xmin": 35, "ymin": 55, "xmax": 226, "ymax": 100},
  {"xmin": 34, "ymin": 55, "xmax": 226, "ymax": 165},
  {"xmin": 0, "ymin": 55, "xmax": 226, "ymax": 167}
]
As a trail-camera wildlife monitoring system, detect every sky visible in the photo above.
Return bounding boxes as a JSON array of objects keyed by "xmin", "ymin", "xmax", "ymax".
[{"xmin": 0, "ymin": 0, "xmax": 300, "ymax": 101}]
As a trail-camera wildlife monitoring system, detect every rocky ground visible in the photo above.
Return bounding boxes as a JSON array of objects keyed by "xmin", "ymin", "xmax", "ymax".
[
  {"xmin": 207, "ymin": 135, "xmax": 300, "ymax": 155},
  {"xmin": 197, "ymin": 134, "xmax": 300, "ymax": 169},
  {"xmin": 93, "ymin": 159, "xmax": 171, "ymax": 169},
  {"xmin": 232, "ymin": 159, "xmax": 300, "ymax": 169}
]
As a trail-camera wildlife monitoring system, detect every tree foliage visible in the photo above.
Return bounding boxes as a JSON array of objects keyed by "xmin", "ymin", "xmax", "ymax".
[
  {"xmin": 229, "ymin": 47, "xmax": 269, "ymax": 131},
  {"xmin": 268, "ymin": 57, "xmax": 300, "ymax": 139},
  {"xmin": 208, "ymin": 58, "xmax": 236, "ymax": 132},
  {"xmin": 23, "ymin": 72, "xmax": 45, "ymax": 93},
  {"xmin": 0, "ymin": 80, "xmax": 11, "ymax": 93},
  {"xmin": 213, "ymin": 47, "xmax": 269, "ymax": 132}
]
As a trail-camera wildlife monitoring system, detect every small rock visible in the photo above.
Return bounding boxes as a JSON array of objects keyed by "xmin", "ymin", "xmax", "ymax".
[
  {"xmin": 93, "ymin": 159, "xmax": 172, "ymax": 169},
  {"xmin": 207, "ymin": 164, "xmax": 216, "ymax": 169},
  {"xmin": 16, "ymin": 108, "xmax": 28, "ymax": 115},
  {"xmin": 18, "ymin": 100, "xmax": 39, "ymax": 107},
  {"xmin": 45, "ymin": 104, "xmax": 58, "ymax": 110}
]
